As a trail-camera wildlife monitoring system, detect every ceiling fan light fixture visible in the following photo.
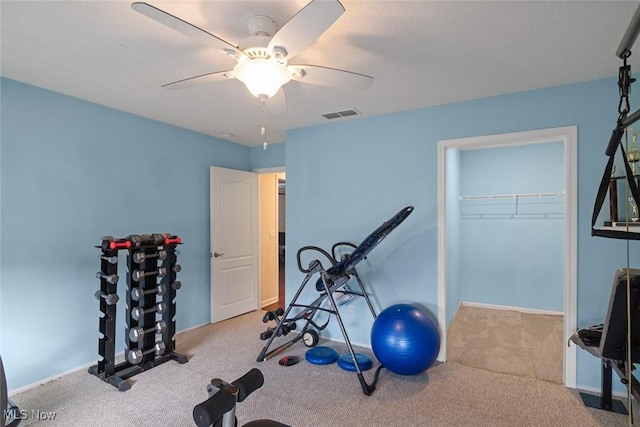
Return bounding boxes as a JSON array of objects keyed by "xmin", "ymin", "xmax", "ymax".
[{"xmin": 233, "ymin": 58, "xmax": 291, "ymax": 99}]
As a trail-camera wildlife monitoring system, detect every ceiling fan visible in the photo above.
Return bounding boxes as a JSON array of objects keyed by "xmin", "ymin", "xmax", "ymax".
[{"xmin": 131, "ymin": 0, "xmax": 374, "ymax": 115}]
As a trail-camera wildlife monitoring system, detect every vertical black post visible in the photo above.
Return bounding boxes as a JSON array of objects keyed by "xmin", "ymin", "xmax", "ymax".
[
  {"xmin": 601, "ymin": 359, "xmax": 614, "ymax": 410},
  {"xmin": 160, "ymin": 241, "xmax": 187, "ymax": 363},
  {"xmin": 162, "ymin": 245, "xmax": 178, "ymax": 353},
  {"xmin": 97, "ymin": 249, "xmax": 118, "ymax": 376},
  {"xmin": 610, "ymin": 178, "xmax": 619, "ymax": 222},
  {"xmin": 126, "ymin": 248, "xmax": 144, "ymax": 364},
  {"xmin": 141, "ymin": 248, "xmax": 158, "ymax": 365}
]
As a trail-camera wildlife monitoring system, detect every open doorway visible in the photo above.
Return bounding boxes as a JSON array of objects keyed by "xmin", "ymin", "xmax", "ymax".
[
  {"xmin": 259, "ymin": 171, "xmax": 286, "ymax": 312},
  {"xmin": 437, "ymin": 126, "xmax": 577, "ymax": 387},
  {"xmin": 276, "ymin": 177, "xmax": 286, "ymax": 310}
]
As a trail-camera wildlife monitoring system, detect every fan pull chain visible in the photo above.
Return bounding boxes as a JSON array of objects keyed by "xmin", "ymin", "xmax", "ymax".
[{"xmin": 261, "ymin": 100, "xmax": 268, "ymax": 150}]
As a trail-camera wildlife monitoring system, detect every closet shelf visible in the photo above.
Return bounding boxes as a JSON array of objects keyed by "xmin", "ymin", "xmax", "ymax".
[
  {"xmin": 459, "ymin": 191, "xmax": 564, "ymax": 219},
  {"xmin": 458, "ymin": 191, "xmax": 565, "ymax": 201}
]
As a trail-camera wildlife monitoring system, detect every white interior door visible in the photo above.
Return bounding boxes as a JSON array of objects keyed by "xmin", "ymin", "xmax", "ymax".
[{"xmin": 210, "ymin": 166, "xmax": 259, "ymax": 323}]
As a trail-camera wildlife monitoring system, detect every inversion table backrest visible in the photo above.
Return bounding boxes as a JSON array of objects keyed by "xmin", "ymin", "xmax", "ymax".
[{"xmin": 325, "ymin": 206, "xmax": 414, "ymax": 278}]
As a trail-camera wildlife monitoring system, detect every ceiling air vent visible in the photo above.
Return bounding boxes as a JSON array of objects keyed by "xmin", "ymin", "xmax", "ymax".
[{"xmin": 322, "ymin": 109, "xmax": 360, "ymax": 120}]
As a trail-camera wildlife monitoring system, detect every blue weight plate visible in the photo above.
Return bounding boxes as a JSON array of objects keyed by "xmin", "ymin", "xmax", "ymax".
[
  {"xmin": 337, "ymin": 353, "xmax": 373, "ymax": 372},
  {"xmin": 305, "ymin": 346, "xmax": 339, "ymax": 365}
]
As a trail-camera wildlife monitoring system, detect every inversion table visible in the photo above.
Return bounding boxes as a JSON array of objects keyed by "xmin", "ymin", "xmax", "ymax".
[
  {"xmin": 569, "ymin": 268, "xmax": 640, "ymax": 414},
  {"xmin": 256, "ymin": 206, "xmax": 414, "ymax": 395}
]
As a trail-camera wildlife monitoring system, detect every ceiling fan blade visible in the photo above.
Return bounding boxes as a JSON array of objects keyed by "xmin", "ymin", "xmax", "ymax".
[
  {"xmin": 162, "ymin": 71, "xmax": 235, "ymax": 90},
  {"xmin": 290, "ymin": 65, "xmax": 373, "ymax": 90},
  {"xmin": 131, "ymin": 2, "xmax": 246, "ymax": 59},
  {"xmin": 265, "ymin": 88, "xmax": 287, "ymax": 115},
  {"xmin": 267, "ymin": 0, "xmax": 344, "ymax": 60}
]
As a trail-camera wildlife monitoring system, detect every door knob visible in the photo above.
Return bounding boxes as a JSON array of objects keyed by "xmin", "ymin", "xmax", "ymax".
[{"xmin": 213, "ymin": 252, "xmax": 225, "ymax": 258}]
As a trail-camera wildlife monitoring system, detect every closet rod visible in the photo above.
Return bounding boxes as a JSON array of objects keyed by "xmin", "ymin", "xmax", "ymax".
[{"xmin": 459, "ymin": 191, "xmax": 565, "ymax": 201}]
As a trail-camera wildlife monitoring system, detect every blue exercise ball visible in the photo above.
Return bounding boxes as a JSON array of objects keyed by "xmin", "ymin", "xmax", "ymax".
[{"xmin": 371, "ymin": 303, "xmax": 440, "ymax": 375}]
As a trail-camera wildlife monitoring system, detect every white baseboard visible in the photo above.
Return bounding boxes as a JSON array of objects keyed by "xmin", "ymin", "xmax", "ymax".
[
  {"xmin": 8, "ymin": 321, "xmax": 210, "ymax": 396},
  {"xmin": 8, "ymin": 354, "xmax": 124, "ymax": 396},
  {"xmin": 324, "ymin": 336, "xmax": 371, "ymax": 350},
  {"xmin": 461, "ymin": 301, "xmax": 563, "ymax": 316},
  {"xmin": 175, "ymin": 321, "xmax": 210, "ymax": 335}
]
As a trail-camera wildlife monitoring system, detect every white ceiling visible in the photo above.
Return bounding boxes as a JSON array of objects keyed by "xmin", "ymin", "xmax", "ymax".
[{"xmin": 2, "ymin": 1, "xmax": 639, "ymax": 147}]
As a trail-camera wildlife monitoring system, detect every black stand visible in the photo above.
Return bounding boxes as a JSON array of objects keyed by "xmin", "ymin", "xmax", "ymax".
[
  {"xmin": 570, "ymin": 269, "xmax": 640, "ymax": 416},
  {"xmin": 579, "ymin": 359, "xmax": 629, "ymax": 414},
  {"xmin": 88, "ymin": 233, "xmax": 188, "ymax": 391}
]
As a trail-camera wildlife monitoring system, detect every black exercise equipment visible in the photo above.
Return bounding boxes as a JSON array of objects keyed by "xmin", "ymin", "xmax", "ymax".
[
  {"xmin": 1, "ymin": 356, "xmax": 21, "ymax": 427},
  {"xmin": 94, "ymin": 289, "xmax": 119, "ymax": 305},
  {"xmin": 585, "ymin": 9, "xmax": 640, "ymax": 424},
  {"xmin": 89, "ymin": 233, "xmax": 187, "ymax": 391},
  {"xmin": 259, "ymin": 308, "xmax": 296, "ymax": 341},
  {"xmin": 127, "ymin": 341, "xmax": 166, "ymax": 364},
  {"xmin": 278, "ymin": 356, "xmax": 299, "ymax": 367},
  {"xmin": 131, "ymin": 302, "xmax": 166, "ymax": 320},
  {"xmin": 193, "ymin": 369, "xmax": 289, "ymax": 427},
  {"xmin": 100, "ymin": 255, "xmax": 118, "ymax": 264},
  {"xmin": 132, "ymin": 267, "xmax": 167, "ymax": 282},
  {"xmin": 569, "ymin": 268, "xmax": 640, "ymax": 414},
  {"xmin": 95, "ymin": 271, "xmax": 118, "ymax": 284},
  {"xmin": 592, "ymin": 2, "xmax": 640, "ymax": 240},
  {"xmin": 129, "ymin": 321, "xmax": 167, "ymax": 342},
  {"xmin": 131, "ymin": 284, "xmax": 167, "ymax": 301},
  {"xmin": 133, "ymin": 250, "xmax": 167, "ymax": 263},
  {"xmin": 256, "ymin": 206, "xmax": 414, "ymax": 395}
]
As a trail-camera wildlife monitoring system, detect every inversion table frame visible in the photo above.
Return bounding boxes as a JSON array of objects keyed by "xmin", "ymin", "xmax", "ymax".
[
  {"xmin": 256, "ymin": 206, "xmax": 414, "ymax": 396},
  {"xmin": 569, "ymin": 268, "xmax": 640, "ymax": 414}
]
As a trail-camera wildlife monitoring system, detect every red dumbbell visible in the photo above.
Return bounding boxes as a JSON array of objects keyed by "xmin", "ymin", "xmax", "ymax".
[
  {"xmin": 101, "ymin": 236, "xmax": 132, "ymax": 251},
  {"xmin": 164, "ymin": 236, "xmax": 181, "ymax": 245},
  {"xmin": 109, "ymin": 240, "xmax": 131, "ymax": 250}
]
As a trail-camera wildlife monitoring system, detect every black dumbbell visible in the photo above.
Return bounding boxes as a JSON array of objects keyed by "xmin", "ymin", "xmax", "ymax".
[
  {"xmin": 132, "ymin": 267, "xmax": 167, "ymax": 282},
  {"xmin": 128, "ymin": 234, "xmax": 142, "ymax": 247},
  {"xmin": 94, "ymin": 290, "xmax": 119, "ymax": 305},
  {"xmin": 129, "ymin": 321, "xmax": 167, "ymax": 342},
  {"xmin": 172, "ymin": 264, "xmax": 182, "ymax": 273},
  {"xmin": 133, "ymin": 250, "xmax": 168, "ymax": 264},
  {"xmin": 100, "ymin": 255, "xmax": 118, "ymax": 264},
  {"xmin": 262, "ymin": 307, "xmax": 284, "ymax": 323},
  {"xmin": 152, "ymin": 233, "xmax": 168, "ymax": 245},
  {"xmin": 127, "ymin": 341, "xmax": 166, "ymax": 364},
  {"xmin": 131, "ymin": 302, "xmax": 166, "ymax": 320},
  {"xmin": 131, "ymin": 284, "xmax": 167, "ymax": 301},
  {"xmin": 96, "ymin": 271, "xmax": 119, "ymax": 284},
  {"xmin": 171, "ymin": 280, "xmax": 182, "ymax": 290}
]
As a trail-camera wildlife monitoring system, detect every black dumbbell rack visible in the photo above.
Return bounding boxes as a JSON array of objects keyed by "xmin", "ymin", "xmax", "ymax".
[{"xmin": 88, "ymin": 234, "xmax": 188, "ymax": 391}]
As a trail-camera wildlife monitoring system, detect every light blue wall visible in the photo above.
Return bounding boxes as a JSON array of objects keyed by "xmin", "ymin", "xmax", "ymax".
[
  {"xmin": 457, "ymin": 143, "xmax": 564, "ymax": 312},
  {"xmin": 0, "ymin": 78, "xmax": 251, "ymax": 390},
  {"xmin": 285, "ymin": 76, "xmax": 640, "ymax": 391},
  {"xmin": 3, "ymin": 73, "xmax": 639, "ymax": 394},
  {"xmin": 250, "ymin": 142, "xmax": 285, "ymax": 170}
]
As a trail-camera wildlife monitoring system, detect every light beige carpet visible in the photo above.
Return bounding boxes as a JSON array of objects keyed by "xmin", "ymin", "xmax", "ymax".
[
  {"xmin": 447, "ymin": 304, "xmax": 564, "ymax": 383},
  {"xmin": 8, "ymin": 309, "xmax": 635, "ymax": 426}
]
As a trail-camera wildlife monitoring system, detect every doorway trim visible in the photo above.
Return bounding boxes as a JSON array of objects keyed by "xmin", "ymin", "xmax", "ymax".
[{"xmin": 436, "ymin": 126, "xmax": 577, "ymax": 387}]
